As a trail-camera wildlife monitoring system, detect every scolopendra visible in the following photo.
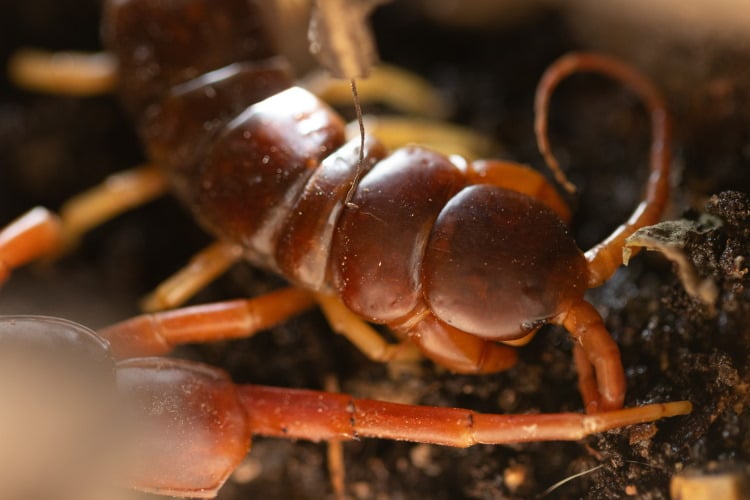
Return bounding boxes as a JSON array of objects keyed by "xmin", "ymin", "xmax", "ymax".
[{"xmin": 0, "ymin": 0, "xmax": 690, "ymax": 497}]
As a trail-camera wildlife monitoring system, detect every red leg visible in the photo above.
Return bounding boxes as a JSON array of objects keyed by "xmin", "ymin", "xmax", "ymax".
[
  {"xmin": 0, "ymin": 208, "xmax": 63, "ymax": 285},
  {"xmin": 557, "ymin": 299, "xmax": 626, "ymax": 412},
  {"xmin": 535, "ymin": 52, "xmax": 672, "ymax": 287},
  {"xmin": 99, "ymin": 287, "xmax": 315, "ymax": 358},
  {"xmin": 116, "ymin": 357, "xmax": 690, "ymax": 498},
  {"xmin": 239, "ymin": 384, "xmax": 691, "ymax": 446}
]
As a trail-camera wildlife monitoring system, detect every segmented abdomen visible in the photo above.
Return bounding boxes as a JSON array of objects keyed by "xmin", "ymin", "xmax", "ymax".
[{"xmin": 104, "ymin": 0, "xmax": 588, "ymax": 341}]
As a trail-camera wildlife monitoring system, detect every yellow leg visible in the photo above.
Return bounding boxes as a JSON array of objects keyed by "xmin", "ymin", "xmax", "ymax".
[
  {"xmin": 315, "ymin": 293, "xmax": 421, "ymax": 363},
  {"xmin": 300, "ymin": 64, "xmax": 450, "ymax": 119},
  {"xmin": 8, "ymin": 49, "xmax": 117, "ymax": 96},
  {"xmin": 346, "ymin": 115, "xmax": 500, "ymax": 161},
  {"xmin": 60, "ymin": 165, "xmax": 168, "ymax": 250},
  {"xmin": 304, "ymin": 64, "xmax": 501, "ymax": 160},
  {"xmin": 140, "ymin": 241, "xmax": 243, "ymax": 312},
  {"xmin": 9, "ymin": 47, "xmax": 500, "ymax": 161}
]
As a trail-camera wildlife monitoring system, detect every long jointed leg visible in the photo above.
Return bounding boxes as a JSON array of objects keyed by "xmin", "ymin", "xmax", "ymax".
[
  {"xmin": 534, "ymin": 52, "xmax": 672, "ymax": 287},
  {"xmin": 0, "ymin": 165, "xmax": 167, "ymax": 285},
  {"xmin": 121, "ymin": 356, "xmax": 691, "ymax": 498},
  {"xmin": 240, "ymin": 384, "xmax": 691, "ymax": 446},
  {"xmin": 99, "ymin": 287, "xmax": 315, "ymax": 358}
]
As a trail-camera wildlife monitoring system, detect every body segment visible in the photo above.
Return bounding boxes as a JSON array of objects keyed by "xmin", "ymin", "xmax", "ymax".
[{"xmin": 102, "ymin": 0, "xmax": 598, "ymax": 353}]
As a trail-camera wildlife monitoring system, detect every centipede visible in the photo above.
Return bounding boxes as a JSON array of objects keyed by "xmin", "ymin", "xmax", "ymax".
[{"xmin": 0, "ymin": 0, "xmax": 693, "ymax": 498}]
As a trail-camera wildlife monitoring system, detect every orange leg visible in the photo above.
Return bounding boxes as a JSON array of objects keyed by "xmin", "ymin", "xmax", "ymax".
[
  {"xmin": 0, "ymin": 208, "xmax": 63, "ymax": 285},
  {"xmin": 556, "ymin": 299, "xmax": 625, "ymax": 412},
  {"xmin": 534, "ymin": 52, "xmax": 672, "ymax": 287},
  {"xmin": 99, "ymin": 287, "xmax": 315, "ymax": 358},
  {"xmin": 59, "ymin": 165, "xmax": 167, "ymax": 249}
]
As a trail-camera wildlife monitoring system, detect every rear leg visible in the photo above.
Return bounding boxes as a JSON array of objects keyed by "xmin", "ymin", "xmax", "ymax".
[
  {"xmin": 324, "ymin": 374, "xmax": 347, "ymax": 500},
  {"xmin": 135, "ymin": 281, "xmax": 424, "ymax": 365},
  {"xmin": 9, "ymin": 49, "xmax": 449, "ymax": 118},
  {"xmin": 9, "ymin": 48, "xmax": 499, "ymax": 162}
]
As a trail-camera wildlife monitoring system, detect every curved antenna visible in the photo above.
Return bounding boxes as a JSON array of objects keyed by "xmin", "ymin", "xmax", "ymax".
[{"xmin": 534, "ymin": 52, "xmax": 672, "ymax": 288}]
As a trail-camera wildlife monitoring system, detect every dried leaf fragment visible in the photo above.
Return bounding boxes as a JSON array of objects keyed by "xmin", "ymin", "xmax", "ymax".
[{"xmin": 624, "ymin": 214, "xmax": 722, "ymax": 307}]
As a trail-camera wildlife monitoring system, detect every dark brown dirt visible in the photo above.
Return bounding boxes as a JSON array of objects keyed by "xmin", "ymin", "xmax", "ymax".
[{"xmin": 1, "ymin": 1, "xmax": 749, "ymax": 499}]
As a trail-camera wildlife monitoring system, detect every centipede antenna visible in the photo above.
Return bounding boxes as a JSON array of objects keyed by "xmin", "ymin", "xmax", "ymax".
[
  {"xmin": 539, "ymin": 52, "xmax": 672, "ymax": 288},
  {"xmin": 344, "ymin": 78, "xmax": 366, "ymax": 207}
]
